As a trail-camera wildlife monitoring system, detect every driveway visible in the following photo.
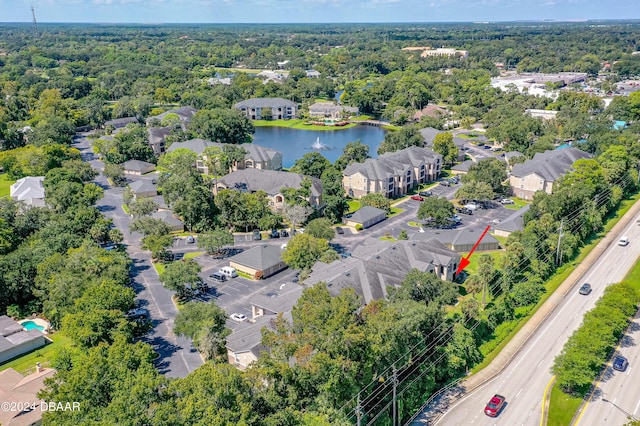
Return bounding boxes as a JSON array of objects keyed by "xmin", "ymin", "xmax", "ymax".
[{"xmin": 73, "ymin": 133, "xmax": 203, "ymax": 378}]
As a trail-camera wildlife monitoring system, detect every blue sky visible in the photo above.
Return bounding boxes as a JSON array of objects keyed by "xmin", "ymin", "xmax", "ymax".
[{"xmin": 1, "ymin": 0, "xmax": 638, "ymax": 23}]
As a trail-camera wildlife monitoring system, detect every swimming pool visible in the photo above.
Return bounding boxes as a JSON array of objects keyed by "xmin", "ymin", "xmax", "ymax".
[{"xmin": 21, "ymin": 320, "xmax": 45, "ymax": 332}]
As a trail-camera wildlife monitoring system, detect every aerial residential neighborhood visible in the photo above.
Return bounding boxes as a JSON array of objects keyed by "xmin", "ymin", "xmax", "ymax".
[{"xmin": 1, "ymin": 14, "xmax": 640, "ymax": 426}]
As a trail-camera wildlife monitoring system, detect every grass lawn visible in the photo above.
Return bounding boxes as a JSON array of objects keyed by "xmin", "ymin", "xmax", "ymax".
[
  {"xmin": 153, "ymin": 262, "xmax": 166, "ymax": 275},
  {"xmin": 464, "ymin": 250, "xmax": 504, "ymax": 275},
  {"xmin": 0, "ymin": 174, "xmax": 15, "ymax": 198},
  {"xmin": 0, "ymin": 332, "xmax": 72, "ymax": 375},
  {"xmin": 184, "ymin": 251, "xmax": 205, "ymax": 260},
  {"xmin": 347, "ymin": 200, "xmax": 360, "ymax": 213},
  {"xmin": 456, "ymin": 133, "xmax": 480, "ymax": 139},
  {"xmin": 380, "ymin": 236, "xmax": 396, "ymax": 242},
  {"xmin": 121, "ymin": 204, "xmax": 131, "ymax": 214},
  {"xmin": 388, "ymin": 207, "xmax": 404, "ymax": 218},
  {"xmin": 253, "ymin": 119, "xmax": 358, "ymax": 131},
  {"xmin": 504, "ymin": 198, "xmax": 529, "ymax": 210},
  {"xmin": 382, "ymin": 124, "xmax": 402, "ymax": 131},
  {"xmin": 470, "ymin": 192, "xmax": 640, "ymax": 374},
  {"xmin": 408, "ymin": 221, "xmax": 421, "ymax": 227},
  {"xmin": 547, "ymin": 385, "xmax": 583, "ymax": 426}
]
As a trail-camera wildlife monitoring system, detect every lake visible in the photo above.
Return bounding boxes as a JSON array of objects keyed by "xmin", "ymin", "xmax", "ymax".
[{"xmin": 251, "ymin": 125, "xmax": 387, "ymax": 168}]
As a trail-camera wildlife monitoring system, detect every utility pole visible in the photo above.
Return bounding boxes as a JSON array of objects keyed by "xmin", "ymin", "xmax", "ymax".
[
  {"xmin": 31, "ymin": 6, "xmax": 39, "ymax": 40},
  {"xmin": 356, "ymin": 393, "xmax": 362, "ymax": 426},
  {"xmin": 556, "ymin": 219, "xmax": 564, "ymax": 267},
  {"xmin": 392, "ymin": 364, "xmax": 398, "ymax": 426}
]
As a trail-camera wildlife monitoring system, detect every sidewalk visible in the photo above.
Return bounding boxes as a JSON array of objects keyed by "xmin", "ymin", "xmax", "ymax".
[{"xmin": 412, "ymin": 196, "xmax": 640, "ymax": 424}]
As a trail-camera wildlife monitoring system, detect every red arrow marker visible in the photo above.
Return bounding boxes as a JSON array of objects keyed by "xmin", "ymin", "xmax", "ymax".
[{"xmin": 456, "ymin": 225, "xmax": 491, "ymax": 276}]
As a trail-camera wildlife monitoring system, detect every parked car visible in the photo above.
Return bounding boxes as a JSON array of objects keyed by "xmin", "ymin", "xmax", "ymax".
[
  {"xmin": 500, "ymin": 198, "xmax": 515, "ymax": 205},
  {"xmin": 219, "ymin": 266, "xmax": 238, "ymax": 278},
  {"xmin": 482, "ymin": 145, "xmax": 492, "ymax": 150},
  {"xmin": 341, "ymin": 252, "xmax": 352, "ymax": 258},
  {"xmin": 230, "ymin": 313, "xmax": 247, "ymax": 322},
  {"xmin": 209, "ymin": 272, "xmax": 227, "ymax": 283},
  {"xmin": 464, "ymin": 202, "xmax": 478, "ymax": 211},
  {"xmin": 126, "ymin": 308, "xmax": 149, "ymax": 320},
  {"xmin": 270, "ymin": 229, "xmax": 280, "ymax": 239},
  {"xmin": 457, "ymin": 207, "xmax": 473, "ymax": 215},
  {"xmin": 280, "ymin": 229, "xmax": 289, "ymax": 237},
  {"xmin": 440, "ymin": 181, "xmax": 450, "ymax": 187},
  {"xmin": 252, "ymin": 229, "xmax": 262, "ymax": 240},
  {"xmin": 618, "ymin": 236, "xmax": 630, "ymax": 246},
  {"xmin": 579, "ymin": 283, "xmax": 592, "ymax": 295},
  {"xmin": 419, "ymin": 191, "xmax": 433, "ymax": 197},
  {"xmin": 410, "ymin": 195, "xmax": 424, "ymax": 201},
  {"xmin": 613, "ymin": 355, "xmax": 629, "ymax": 371},
  {"xmin": 336, "ymin": 227, "xmax": 344, "ymax": 234},
  {"xmin": 186, "ymin": 235, "xmax": 195, "ymax": 244},
  {"xmin": 484, "ymin": 394, "xmax": 506, "ymax": 417}
]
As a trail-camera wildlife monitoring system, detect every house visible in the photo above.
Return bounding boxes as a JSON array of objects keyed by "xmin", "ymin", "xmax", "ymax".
[
  {"xmin": 214, "ymin": 169, "xmax": 323, "ymax": 210},
  {"xmin": 305, "ymin": 237, "xmax": 461, "ymax": 303},
  {"xmin": 0, "ymin": 365, "xmax": 56, "ymax": 426},
  {"xmin": 308, "ymin": 102, "xmax": 359, "ymax": 118},
  {"xmin": 342, "ymin": 206, "xmax": 387, "ymax": 229},
  {"xmin": 226, "ymin": 315, "xmax": 272, "ymax": 370},
  {"xmin": 122, "ymin": 160, "xmax": 156, "ymax": 175},
  {"xmin": 207, "ymin": 77, "xmax": 232, "ymax": 86},
  {"xmin": 451, "ymin": 159, "xmax": 475, "ymax": 174},
  {"xmin": 151, "ymin": 211, "xmax": 184, "ymax": 232},
  {"xmin": 525, "ymin": 109, "xmax": 558, "ymax": 120},
  {"xmin": 166, "ymin": 139, "xmax": 282, "ymax": 173},
  {"xmin": 412, "ymin": 104, "xmax": 449, "ymax": 122},
  {"xmin": 509, "ymin": 147, "xmax": 592, "ymax": 200},
  {"xmin": 257, "ymin": 71, "xmax": 287, "ymax": 84},
  {"xmin": 503, "ymin": 151, "xmax": 525, "ymax": 165},
  {"xmin": 343, "ymin": 146, "xmax": 442, "ymax": 199},
  {"xmin": 421, "ymin": 48, "xmax": 468, "ymax": 58},
  {"xmin": 410, "ymin": 227, "xmax": 501, "ymax": 252},
  {"xmin": 305, "ymin": 69, "xmax": 321, "ymax": 78},
  {"xmin": 10, "ymin": 176, "xmax": 46, "ymax": 208},
  {"xmin": 146, "ymin": 106, "xmax": 198, "ymax": 131},
  {"xmin": 250, "ymin": 284, "xmax": 304, "ymax": 320},
  {"xmin": 0, "ymin": 316, "xmax": 47, "ymax": 364},
  {"xmin": 128, "ymin": 180, "xmax": 157, "ymax": 199},
  {"xmin": 229, "ymin": 244, "xmax": 288, "ymax": 279},
  {"xmin": 103, "ymin": 117, "xmax": 139, "ymax": 129},
  {"xmin": 147, "ymin": 127, "xmax": 173, "ymax": 155},
  {"xmin": 493, "ymin": 204, "xmax": 531, "ymax": 237},
  {"xmin": 234, "ymin": 98, "xmax": 298, "ymax": 120}
]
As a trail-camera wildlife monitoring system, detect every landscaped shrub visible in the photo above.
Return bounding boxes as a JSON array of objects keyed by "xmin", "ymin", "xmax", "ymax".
[{"xmin": 355, "ymin": 224, "xmax": 363, "ymax": 231}]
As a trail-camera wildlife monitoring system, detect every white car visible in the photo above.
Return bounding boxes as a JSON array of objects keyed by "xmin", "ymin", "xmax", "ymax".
[
  {"xmin": 464, "ymin": 203, "xmax": 478, "ymax": 211},
  {"xmin": 230, "ymin": 313, "xmax": 247, "ymax": 322},
  {"xmin": 618, "ymin": 236, "xmax": 630, "ymax": 246}
]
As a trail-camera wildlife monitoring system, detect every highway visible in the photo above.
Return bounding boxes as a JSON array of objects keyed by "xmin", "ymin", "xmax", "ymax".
[
  {"xmin": 434, "ymin": 210, "xmax": 640, "ymax": 425},
  {"xmin": 576, "ymin": 312, "xmax": 640, "ymax": 426}
]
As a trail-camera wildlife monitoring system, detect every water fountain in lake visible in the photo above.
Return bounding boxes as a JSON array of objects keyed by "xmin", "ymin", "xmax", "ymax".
[{"xmin": 308, "ymin": 137, "xmax": 333, "ymax": 151}]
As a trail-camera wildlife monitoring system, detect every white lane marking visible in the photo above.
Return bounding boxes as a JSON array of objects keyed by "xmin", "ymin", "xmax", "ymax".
[
  {"xmin": 516, "ymin": 387, "xmax": 523, "ymax": 398},
  {"xmin": 634, "ymin": 398, "xmax": 640, "ymax": 415},
  {"xmin": 613, "ymin": 398, "xmax": 617, "ymax": 404},
  {"xmin": 626, "ymin": 367, "xmax": 632, "ymax": 376},
  {"xmin": 537, "ymin": 359, "xmax": 544, "ymax": 368}
]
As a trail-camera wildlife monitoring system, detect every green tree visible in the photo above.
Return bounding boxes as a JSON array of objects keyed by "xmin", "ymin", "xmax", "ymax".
[
  {"xmin": 455, "ymin": 181, "xmax": 494, "ymax": 203},
  {"xmin": 103, "ymin": 163, "xmax": 126, "ymax": 186},
  {"xmin": 417, "ymin": 196, "xmax": 454, "ymax": 226},
  {"xmin": 141, "ymin": 234, "xmax": 174, "ymax": 260},
  {"xmin": 377, "ymin": 126, "xmax": 424, "ymax": 155},
  {"xmin": 464, "ymin": 158, "xmax": 507, "ymax": 193},
  {"xmin": 188, "ymin": 108, "xmax": 254, "ymax": 144},
  {"xmin": 432, "ymin": 132, "xmax": 458, "ymax": 165},
  {"xmin": 359, "ymin": 193, "xmax": 391, "ymax": 212},
  {"xmin": 174, "ymin": 302, "xmax": 230, "ymax": 360},
  {"xmin": 282, "ymin": 234, "xmax": 330, "ymax": 270},
  {"xmin": 129, "ymin": 217, "xmax": 172, "ymax": 237},
  {"xmin": 197, "ymin": 229, "xmax": 234, "ymax": 254},
  {"xmin": 159, "ymin": 259, "xmax": 202, "ymax": 300},
  {"xmin": 291, "ymin": 152, "xmax": 331, "ymax": 178},
  {"xmin": 129, "ymin": 198, "xmax": 158, "ymax": 218},
  {"xmin": 323, "ymin": 195, "xmax": 349, "ymax": 224},
  {"xmin": 334, "ymin": 140, "xmax": 369, "ymax": 170},
  {"xmin": 305, "ymin": 218, "xmax": 335, "ymax": 240},
  {"xmin": 280, "ymin": 203, "xmax": 313, "ymax": 234},
  {"xmin": 62, "ymin": 309, "xmax": 133, "ymax": 349}
]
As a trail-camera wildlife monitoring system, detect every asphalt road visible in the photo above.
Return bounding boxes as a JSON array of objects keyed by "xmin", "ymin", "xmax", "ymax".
[
  {"xmin": 73, "ymin": 133, "xmax": 203, "ymax": 378},
  {"xmin": 432, "ymin": 210, "xmax": 640, "ymax": 425},
  {"xmin": 577, "ymin": 311, "xmax": 640, "ymax": 425}
]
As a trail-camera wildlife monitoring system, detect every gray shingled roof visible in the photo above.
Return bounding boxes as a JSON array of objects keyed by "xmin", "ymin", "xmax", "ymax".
[
  {"xmin": 151, "ymin": 211, "xmax": 183, "ymax": 227},
  {"xmin": 419, "ymin": 127, "xmax": 445, "ymax": 145},
  {"xmin": 219, "ymin": 169, "xmax": 322, "ymax": 198},
  {"xmin": 129, "ymin": 180, "xmax": 156, "ymax": 193},
  {"xmin": 504, "ymin": 151, "xmax": 525, "ymax": 160},
  {"xmin": 251, "ymin": 285, "xmax": 304, "ymax": 314},
  {"xmin": 104, "ymin": 117, "xmax": 139, "ymax": 127},
  {"xmin": 0, "ymin": 316, "xmax": 23, "ymax": 337},
  {"xmin": 451, "ymin": 160, "xmax": 475, "ymax": 172},
  {"xmin": 122, "ymin": 160, "xmax": 155, "ymax": 173},
  {"xmin": 511, "ymin": 147, "xmax": 591, "ymax": 181},
  {"xmin": 343, "ymin": 146, "xmax": 442, "ymax": 181},
  {"xmin": 230, "ymin": 244, "xmax": 284, "ymax": 271},
  {"xmin": 345, "ymin": 206, "xmax": 387, "ymax": 224},
  {"xmin": 225, "ymin": 315, "xmax": 272, "ymax": 353},
  {"xmin": 147, "ymin": 127, "xmax": 173, "ymax": 144},
  {"xmin": 167, "ymin": 139, "xmax": 279, "ymax": 163},
  {"xmin": 166, "ymin": 138, "xmax": 213, "ymax": 154},
  {"xmin": 234, "ymin": 97, "xmax": 297, "ymax": 109},
  {"xmin": 151, "ymin": 106, "xmax": 198, "ymax": 122},
  {"xmin": 493, "ymin": 204, "xmax": 531, "ymax": 233},
  {"xmin": 410, "ymin": 226, "xmax": 500, "ymax": 250},
  {"xmin": 306, "ymin": 238, "xmax": 459, "ymax": 304}
]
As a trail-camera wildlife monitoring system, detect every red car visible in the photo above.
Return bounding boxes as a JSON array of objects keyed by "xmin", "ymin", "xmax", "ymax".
[
  {"xmin": 410, "ymin": 195, "xmax": 424, "ymax": 201},
  {"xmin": 484, "ymin": 394, "xmax": 505, "ymax": 417}
]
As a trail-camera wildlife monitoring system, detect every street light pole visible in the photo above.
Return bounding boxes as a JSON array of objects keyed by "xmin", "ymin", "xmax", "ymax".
[{"xmin": 601, "ymin": 398, "xmax": 640, "ymax": 422}]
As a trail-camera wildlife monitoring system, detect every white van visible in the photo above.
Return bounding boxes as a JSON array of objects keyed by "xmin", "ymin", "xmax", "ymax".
[
  {"xmin": 219, "ymin": 266, "xmax": 238, "ymax": 278},
  {"xmin": 618, "ymin": 236, "xmax": 630, "ymax": 246}
]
